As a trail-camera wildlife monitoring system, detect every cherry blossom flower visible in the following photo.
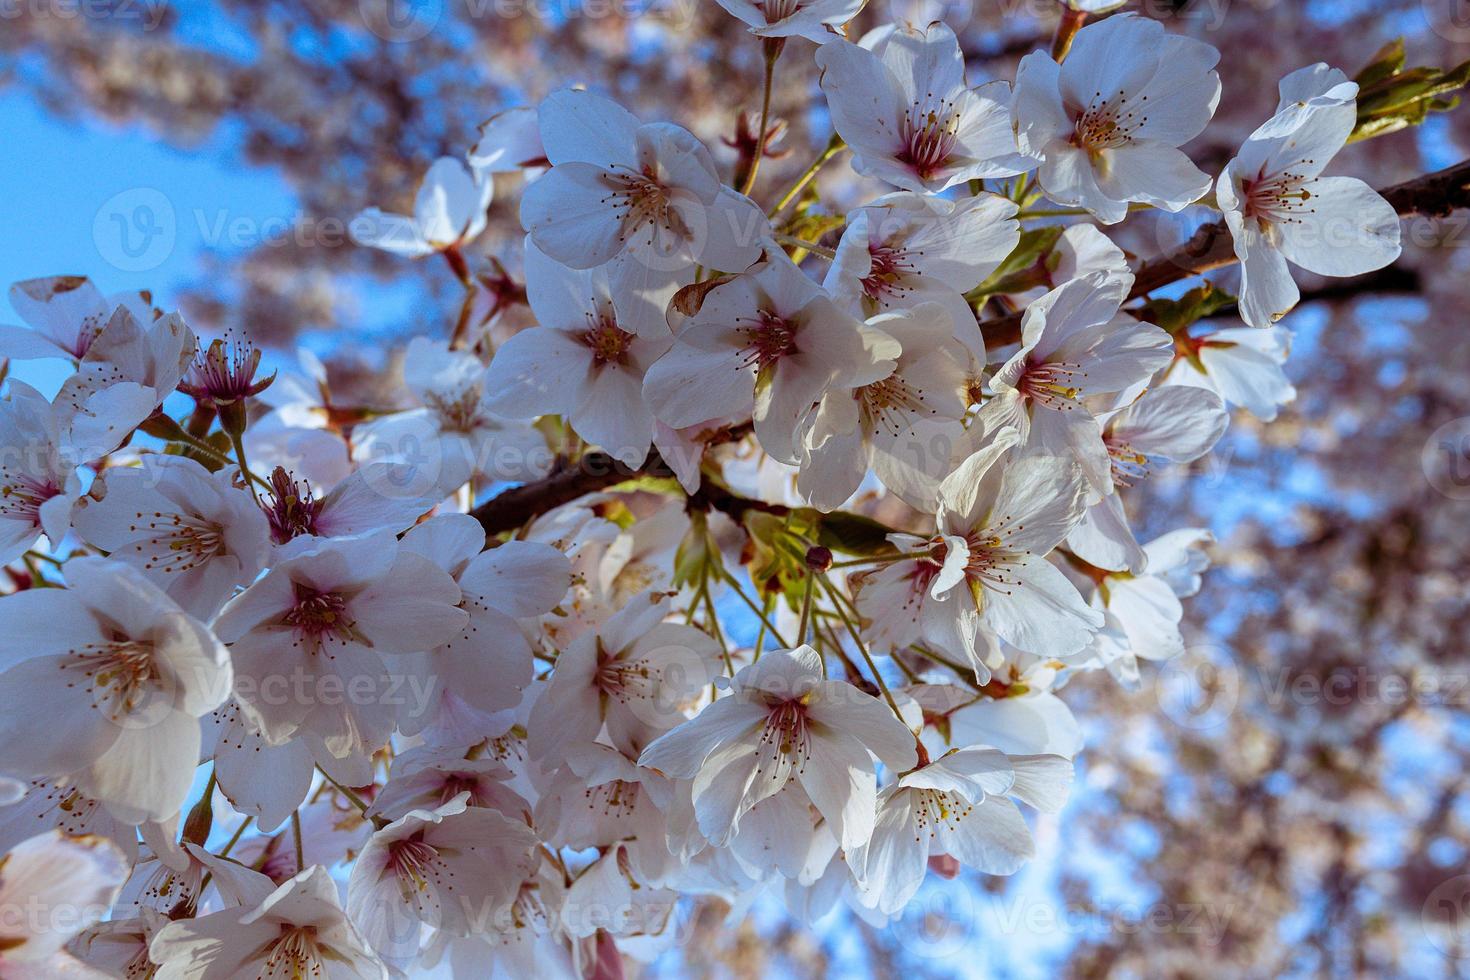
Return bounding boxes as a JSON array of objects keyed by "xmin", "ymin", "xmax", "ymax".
[
  {"xmin": 852, "ymin": 748, "xmax": 1072, "ymax": 915},
  {"xmin": 212, "ymin": 530, "xmax": 467, "ymax": 757},
  {"xmin": 1077, "ymin": 529, "xmax": 1213, "ymax": 687},
  {"xmin": 0, "ymin": 830, "xmax": 129, "ymax": 979},
  {"xmin": 369, "ymin": 745, "xmax": 531, "ymax": 823},
  {"xmin": 72, "ymin": 906, "xmax": 170, "ymax": 980},
  {"xmin": 0, "ymin": 381, "xmax": 81, "ymax": 565},
  {"xmin": 484, "ymin": 242, "xmax": 671, "ymax": 467},
  {"xmin": 207, "ymin": 699, "xmax": 370, "ymax": 833},
  {"xmin": 470, "ymin": 105, "xmax": 547, "ymax": 175},
  {"xmin": 352, "ymin": 336, "xmax": 550, "ymax": 497},
  {"xmin": 260, "ymin": 463, "xmax": 435, "ymax": 551},
  {"xmin": 351, "ymin": 157, "xmax": 492, "ymax": 258},
  {"xmin": 897, "ymin": 434, "xmax": 1102, "ymax": 673},
  {"xmin": 797, "ymin": 302, "xmax": 971, "ymax": 511},
  {"xmin": 71, "ymin": 454, "xmax": 271, "ymax": 620},
  {"xmin": 346, "ymin": 794, "xmax": 537, "ymax": 969},
  {"xmin": 150, "ymin": 865, "xmax": 388, "ymax": 979},
  {"xmin": 396, "ymin": 513, "xmax": 571, "ymax": 737},
  {"xmin": 55, "ymin": 306, "xmax": 197, "ymax": 460},
  {"xmin": 815, "ymin": 22, "xmax": 1034, "ymax": 194},
  {"xmin": 822, "ymin": 190, "xmax": 1020, "ymax": 349},
  {"xmin": 1067, "ymin": 386, "xmax": 1227, "ymax": 572},
  {"xmin": 562, "ymin": 840, "xmax": 678, "ymax": 940},
  {"xmin": 638, "ymin": 645, "xmax": 918, "ymax": 851},
  {"xmin": 529, "ymin": 589, "xmax": 722, "ymax": 761},
  {"xmin": 0, "ymin": 780, "xmax": 141, "ymax": 864},
  {"xmin": 536, "ymin": 742, "xmax": 675, "ymax": 885},
  {"xmin": 521, "ymin": 89, "xmax": 767, "ymax": 276},
  {"xmin": 1013, "ymin": 13, "xmax": 1220, "ymax": 223},
  {"xmin": 983, "ymin": 273, "xmax": 1173, "ymax": 494},
  {"xmin": 1218, "ymin": 64, "xmax": 1402, "ymax": 327},
  {"xmin": 0, "ymin": 558, "xmax": 232, "ymax": 824},
  {"xmin": 1164, "ymin": 323, "xmax": 1297, "ymax": 421},
  {"xmin": 643, "ymin": 251, "xmax": 901, "ymax": 464},
  {"xmin": 713, "ymin": 0, "xmax": 864, "ymax": 42},
  {"xmin": 0, "ymin": 276, "xmax": 152, "ymax": 363}
]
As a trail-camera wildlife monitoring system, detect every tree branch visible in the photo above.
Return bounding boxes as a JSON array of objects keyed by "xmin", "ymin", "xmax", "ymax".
[
  {"xmin": 473, "ymin": 161, "xmax": 1470, "ymax": 540},
  {"xmin": 978, "ymin": 158, "xmax": 1470, "ymax": 348},
  {"xmin": 474, "ymin": 451, "xmax": 649, "ymax": 536}
]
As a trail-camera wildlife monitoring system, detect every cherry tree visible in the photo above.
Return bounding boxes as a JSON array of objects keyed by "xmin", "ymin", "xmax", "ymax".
[{"xmin": 2, "ymin": 2, "xmax": 1469, "ymax": 977}]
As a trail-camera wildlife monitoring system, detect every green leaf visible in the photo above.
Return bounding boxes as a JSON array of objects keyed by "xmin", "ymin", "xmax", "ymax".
[
  {"xmin": 1350, "ymin": 39, "xmax": 1470, "ymax": 144},
  {"xmin": 1143, "ymin": 282, "xmax": 1237, "ymax": 336},
  {"xmin": 966, "ymin": 225, "xmax": 1065, "ymax": 301},
  {"xmin": 807, "ymin": 508, "xmax": 898, "ymax": 557}
]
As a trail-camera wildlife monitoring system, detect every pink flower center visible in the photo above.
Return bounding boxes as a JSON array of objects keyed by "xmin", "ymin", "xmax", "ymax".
[
  {"xmin": 1104, "ymin": 435, "xmax": 1150, "ymax": 487},
  {"xmin": 584, "ymin": 779, "xmax": 641, "ymax": 820},
  {"xmin": 898, "ymin": 98, "xmax": 961, "ymax": 181},
  {"xmin": 857, "ymin": 374, "xmax": 932, "ymax": 436},
  {"xmin": 262, "ymin": 925, "xmax": 328, "ymax": 976},
  {"xmin": 600, "ymin": 165, "xmax": 690, "ymax": 251},
  {"xmin": 1015, "ymin": 357, "xmax": 1086, "ymax": 409},
  {"xmin": 123, "ymin": 510, "xmax": 227, "ymax": 575},
  {"xmin": 1240, "ymin": 165, "xmax": 1318, "ymax": 228},
  {"xmin": 0, "ymin": 471, "xmax": 61, "ymax": 533},
  {"xmin": 264, "ymin": 468, "xmax": 323, "ymax": 544},
  {"xmin": 581, "ymin": 307, "xmax": 636, "ymax": 367},
  {"xmin": 594, "ymin": 640, "xmax": 661, "ymax": 705},
  {"xmin": 426, "ymin": 386, "xmax": 486, "ymax": 434},
  {"xmin": 861, "ymin": 241, "xmax": 917, "ymax": 304},
  {"xmin": 758, "ymin": 0, "xmax": 804, "ymax": 22},
  {"xmin": 1070, "ymin": 88, "xmax": 1148, "ymax": 154},
  {"xmin": 912, "ymin": 787, "xmax": 975, "ymax": 838},
  {"xmin": 282, "ymin": 585, "xmax": 355, "ymax": 654},
  {"xmin": 59, "ymin": 638, "xmax": 162, "ymax": 724},
  {"xmin": 737, "ymin": 310, "xmax": 800, "ymax": 370},
  {"xmin": 755, "ymin": 698, "xmax": 812, "ymax": 777}
]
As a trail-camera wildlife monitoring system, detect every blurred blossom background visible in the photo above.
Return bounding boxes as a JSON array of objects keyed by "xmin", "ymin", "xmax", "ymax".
[{"xmin": 5, "ymin": 0, "xmax": 1470, "ymax": 975}]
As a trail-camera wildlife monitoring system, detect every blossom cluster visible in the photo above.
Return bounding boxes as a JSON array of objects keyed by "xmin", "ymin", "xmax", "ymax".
[{"xmin": 0, "ymin": 6, "xmax": 1406, "ymax": 979}]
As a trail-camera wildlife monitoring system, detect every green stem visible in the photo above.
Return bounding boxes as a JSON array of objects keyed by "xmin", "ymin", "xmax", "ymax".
[
  {"xmin": 316, "ymin": 767, "xmax": 381, "ymax": 826},
  {"xmin": 770, "ymin": 134, "xmax": 846, "ymax": 217},
  {"xmin": 796, "ymin": 572, "xmax": 816, "ymax": 647},
  {"xmin": 821, "ymin": 576, "xmax": 904, "ymax": 719},
  {"xmin": 716, "ymin": 566, "xmax": 791, "ymax": 650},
  {"xmin": 291, "ymin": 809, "xmax": 305, "ymax": 873},
  {"xmin": 773, "ymin": 232, "xmax": 836, "ymax": 260},
  {"xmin": 739, "ymin": 41, "xmax": 781, "ymax": 197}
]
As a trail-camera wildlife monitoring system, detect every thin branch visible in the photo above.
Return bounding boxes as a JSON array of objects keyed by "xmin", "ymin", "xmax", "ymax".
[{"xmin": 977, "ymin": 158, "xmax": 1470, "ymax": 348}]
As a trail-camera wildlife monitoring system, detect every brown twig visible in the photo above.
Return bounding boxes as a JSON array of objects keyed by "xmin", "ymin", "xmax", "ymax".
[{"xmin": 977, "ymin": 159, "xmax": 1470, "ymax": 349}]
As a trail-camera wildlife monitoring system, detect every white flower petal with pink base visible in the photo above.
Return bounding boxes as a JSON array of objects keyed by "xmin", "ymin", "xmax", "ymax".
[
  {"xmin": 0, "ymin": 831, "xmax": 128, "ymax": 970},
  {"xmin": 817, "ymin": 24, "xmax": 1032, "ymax": 194},
  {"xmin": 152, "ymin": 865, "xmax": 388, "ymax": 980},
  {"xmin": 714, "ymin": 0, "xmax": 862, "ymax": 42},
  {"xmin": 638, "ymin": 646, "xmax": 913, "ymax": 848}
]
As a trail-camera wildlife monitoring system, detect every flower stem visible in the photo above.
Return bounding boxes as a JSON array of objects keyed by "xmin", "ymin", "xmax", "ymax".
[
  {"xmin": 773, "ymin": 233, "xmax": 836, "ymax": 260},
  {"xmin": 796, "ymin": 571, "xmax": 816, "ymax": 647},
  {"xmin": 769, "ymin": 134, "xmax": 845, "ymax": 217},
  {"xmin": 291, "ymin": 809, "xmax": 305, "ymax": 874},
  {"xmin": 739, "ymin": 39, "xmax": 783, "ymax": 197},
  {"xmin": 821, "ymin": 575, "xmax": 903, "ymax": 719},
  {"xmin": 717, "ymin": 566, "xmax": 790, "ymax": 650}
]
